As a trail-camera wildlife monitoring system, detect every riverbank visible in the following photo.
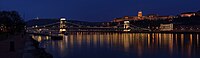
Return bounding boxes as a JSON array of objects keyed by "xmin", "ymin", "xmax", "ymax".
[
  {"xmin": 0, "ymin": 33, "xmax": 52, "ymax": 58},
  {"xmin": 23, "ymin": 36, "xmax": 53, "ymax": 58},
  {"xmin": 0, "ymin": 32, "xmax": 9, "ymax": 41},
  {"xmin": 0, "ymin": 33, "xmax": 26, "ymax": 58}
]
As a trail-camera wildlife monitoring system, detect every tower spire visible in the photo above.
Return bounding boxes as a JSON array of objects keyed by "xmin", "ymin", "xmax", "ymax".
[{"xmin": 138, "ymin": 11, "xmax": 142, "ymax": 17}]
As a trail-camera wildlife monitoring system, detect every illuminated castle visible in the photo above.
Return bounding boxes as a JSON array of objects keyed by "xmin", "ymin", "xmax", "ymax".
[{"xmin": 113, "ymin": 11, "xmax": 175, "ymax": 22}]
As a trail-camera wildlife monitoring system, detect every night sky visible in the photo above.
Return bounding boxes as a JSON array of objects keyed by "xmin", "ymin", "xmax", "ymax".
[{"xmin": 1, "ymin": 0, "xmax": 200, "ymax": 22}]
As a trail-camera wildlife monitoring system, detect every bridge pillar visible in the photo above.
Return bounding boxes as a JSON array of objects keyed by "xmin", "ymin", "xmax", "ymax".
[
  {"xmin": 59, "ymin": 18, "xmax": 67, "ymax": 33},
  {"xmin": 124, "ymin": 21, "xmax": 131, "ymax": 31}
]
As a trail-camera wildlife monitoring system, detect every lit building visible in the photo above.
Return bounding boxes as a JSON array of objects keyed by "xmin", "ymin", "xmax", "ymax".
[
  {"xmin": 123, "ymin": 21, "xmax": 131, "ymax": 31},
  {"xmin": 144, "ymin": 15, "xmax": 175, "ymax": 20},
  {"xmin": 180, "ymin": 12, "xmax": 196, "ymax": 17},
  {"xmin": 113, "ymin": 11, "xmax": 175, "ymax": 22},
  {"xmin": 113, "ymin": 16, "xmax": 139, "ymax": 22},
  {"xmin": 173, "ymin": 24, "xmax": 200, "ymax": 31},
  {"xmin": 160, "ymin": 24, "xmax": 173, "ymax": 31}
]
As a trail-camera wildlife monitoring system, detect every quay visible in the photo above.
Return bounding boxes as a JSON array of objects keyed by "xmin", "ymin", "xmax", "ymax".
[{"xmin": 0, "ymin": 33, "xmax": 52, "ymax": 58}]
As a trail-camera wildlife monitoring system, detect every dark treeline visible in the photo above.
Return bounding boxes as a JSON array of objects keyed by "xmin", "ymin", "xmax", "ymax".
[
  {"xmin": 0, "ymin": 11, "xmax": 25, "ymax": 33},
  {"xmin": 131, "ymin": 19, "xmax": 172, "ymax": 28},
  {"xmin": 174, "ymin": 16, "xmax": 200, "ymax": 25}
]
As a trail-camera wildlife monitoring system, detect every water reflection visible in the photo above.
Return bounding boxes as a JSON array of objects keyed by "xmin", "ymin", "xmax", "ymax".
[{"xmin": 32, "ymin": 32, "xmax": 200, "ymax": 58}]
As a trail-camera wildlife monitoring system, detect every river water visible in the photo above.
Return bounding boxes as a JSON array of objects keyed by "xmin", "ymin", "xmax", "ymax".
[{"xmin": 31, "ymin": 32, "xmax": 200, "ymax": 58}]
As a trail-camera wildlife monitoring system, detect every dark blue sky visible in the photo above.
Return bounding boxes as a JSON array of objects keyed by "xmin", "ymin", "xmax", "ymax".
[{"xmin": 1, "ymin": 0, "xmax": 200, "ymax": 22}]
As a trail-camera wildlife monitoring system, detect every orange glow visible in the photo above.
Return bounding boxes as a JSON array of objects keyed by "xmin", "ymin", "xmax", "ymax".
[
  {"xmin": 138, "ymin": 11, "xmax": 143, "ymax": 17},
  {"xmin": 197, "ymin": 34, "xmax": 199, "ymax": 47},
  {"xmin": 70, "ymin": 35, "xmax": 74, "ymax": 48},
  {"xmin": 38, "ymin": 36, "xmax": 42, "ymax": 42},
  {"xmin": 169, "ymin": 34, "xmax": 173, "ymax": 55},
  {"xmin": 148, "ymin": 34, "xmax": 150, "ymax": 48},
  {"xmin": 31, "ymin": 32, "xmax": 199, "ymax": 58},
  {"xmin": 190, "ymin": 34, "xmax": 193, "ymax": 46},
  {"xmin": 181, "ymin": 34, "xmax": 184, "ymax": 47}
]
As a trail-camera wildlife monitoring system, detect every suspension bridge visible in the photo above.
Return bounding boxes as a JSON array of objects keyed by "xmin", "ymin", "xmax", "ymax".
[{"xmin": 26, "ymin": 18, "xmax": 151, "ymax": 36}]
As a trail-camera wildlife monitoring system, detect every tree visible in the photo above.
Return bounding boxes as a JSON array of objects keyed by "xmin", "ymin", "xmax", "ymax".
[
  {"xmin": 0, "ymin": 11, "xmax": 25, "ymax": 33},
  {"xmin": 197, "ymin": 10, "xmax": 200, "ymax": 16}
]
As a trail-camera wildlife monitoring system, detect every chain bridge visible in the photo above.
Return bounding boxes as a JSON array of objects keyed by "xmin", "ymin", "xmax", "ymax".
[{"xmin": 26, "ymin": 18, "xmax": 151, "ymax": 35}]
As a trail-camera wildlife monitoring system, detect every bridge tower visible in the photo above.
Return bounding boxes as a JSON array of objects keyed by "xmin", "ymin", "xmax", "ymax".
[
  {"xmin": 59, "ymin": 18, "xmax": 67, "ymax": 33},
  {"xmin": 123, "ymin": 21, "xmax": 131, "ymax": 31}
]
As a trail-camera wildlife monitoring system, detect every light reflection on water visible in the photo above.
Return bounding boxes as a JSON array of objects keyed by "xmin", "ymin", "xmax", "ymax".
[{"xmin": 32, "ymin": 32, "xmax": 200, "ymax": 58}]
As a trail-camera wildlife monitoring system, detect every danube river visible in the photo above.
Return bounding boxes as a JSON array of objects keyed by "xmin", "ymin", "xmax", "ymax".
[{"xmin": 31, "ymin": 32, "xmax": 200, "ymax": 58}]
